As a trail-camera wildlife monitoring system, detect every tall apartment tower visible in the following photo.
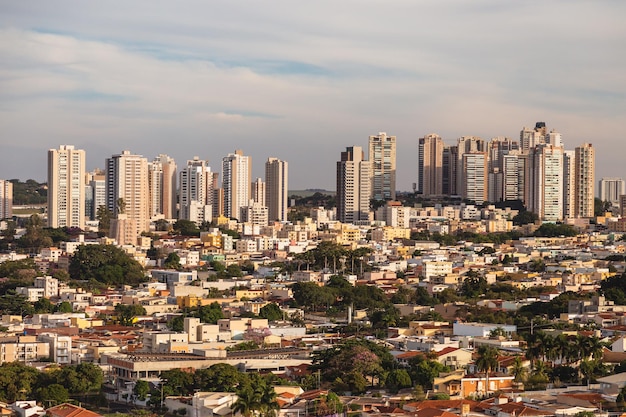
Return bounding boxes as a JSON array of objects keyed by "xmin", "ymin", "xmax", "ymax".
[
  {"xmin": 418, "ymin": 134, "xmax": 444, "ymax": 196},
  {"xmin": 456, "ymin": 136, "xmax": 485, "ymax": 197},
  {"xmin": 599, "ymin": 178, "xmax": 626, "ymax": 205},
  {"xmin": 252, "ymin": 178, "xmax": 266, "ymax": 207},
  {"xmin": 0, "ymin": 180, "xmax": 12, "ymax": 220},
  {"xmin": 265, "ymin": 158, "xmax": 289, "ymax": 222},
  {"xmin": 574, "ymin": 143, "xmax": 595, "ymax": 218},
  {"xmin": 106, "ymin": 150, "xmax": 150, "ymax": 245},
  {"xmin": 148, "ymin": 154, "xmax": 177, "ymax": 220},
  {"xmin": 462, "ymin": 152, "xmax": 488, "ymax": 204},
  {"xmin": 85, "ymin": 169, "xmax": 106, "ymax": 221},
  {"xmin": 520, "ymin": 122, "xmax": 547, "ymax": 152},
  {"xmin": 222, "ymin": 150, "xmax": 251, "ymax": 220},
  {"xmin": 562, "ymin": 151, "xmax": 576, "ymax": 219},
  {"xmin": 47, "ymin": 145, "xmax": 86, "ymax": 229},
  {"xmin": 369, "ymin": 132, "xmax": 396, "ymax": 201},
  {"xmin": 337, "ymin": 146, "xmax": 371, "ymax": 224},
  {"xmin": 530, "ymin": 144, "xmax": 564, "ymax": 221},
  {"xmin": 179, "ymin": 157, "xmax": 214, "ymax": 224}
]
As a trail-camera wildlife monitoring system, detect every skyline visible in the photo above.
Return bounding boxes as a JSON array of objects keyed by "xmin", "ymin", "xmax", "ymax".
[{"xmin": 1, "ymin": 1, "xmax": 625, "ymax": 190}]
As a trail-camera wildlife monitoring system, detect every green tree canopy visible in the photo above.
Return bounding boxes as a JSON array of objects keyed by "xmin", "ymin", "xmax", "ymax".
[
  {"xmin": 69, "ymin": 244, "xmax": 146, "ymax": 287},
  {"xmin": 259, "ymin": 303, "xmax": 283, "ymax": 321}
]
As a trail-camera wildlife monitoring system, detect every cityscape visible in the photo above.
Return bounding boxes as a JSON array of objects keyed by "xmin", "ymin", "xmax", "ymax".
[{"xmin": 2, "ymin": 2, "xmax": 626, "ymax": 417}]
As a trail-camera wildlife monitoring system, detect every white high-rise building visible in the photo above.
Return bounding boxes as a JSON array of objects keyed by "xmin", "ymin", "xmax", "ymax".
[
  {"xmin": 252, "ymin": 178, "xmax": 266, "ymax": 207},
  {"xmin": 369, "ymin": 132, "xmax": 396, "ymax": 201},
  {"xmin": 148, "ymin": 154, "xmax": 177, "ymax": 220},
  {"xmin": 106, "ymin": 150, "xmax": 150, "ymax": 245},
  {"xmin": 0, "ymin": 180, "xmax": 12, "ymax": 220},
  {"xmin": 462, "ymin": 152, "xmax": 487, "ymax": 204},
  {"xmin": 85, "ymin": 169, "xmax": 106, "ymax": 221},
  {"xmin": 222, "ymin": 150, "xmax": 251, "ymax": 220},
  {"xmin": 337, "ymin": 146, "xmax": 371, "ymax": 224},
  {"xmin": 574, "ymin": 143, "xmax": 595, "ymax": 218},
  {"xmin": 531, "ymin": 144, "xmax": 564, "ymax": 221},
  {"xmin": 265, "ymin": 158, "xmax": 289, "ymax": 222},
  {"xmin": 456, "ymin": 136, "xmax": 485, "ymax": 197},
  {"xmin": 179, "ymin": 157, "xmax": 214, "ymax": 224},
  {"xmin": 502, "ymin": 153, "xmax": 520, "ymax": 202},
  {"xmin": 599, "ymin": 178, "xmax": 626, "ymax": 205},
  {"xmin": 240, "ymin": 200, "xmax": 269, "ymax": 226},
  {"xmin": 47, "ymin": 145, "xmax": 86, "ymax": 229},
  {"xmin": 520, "ymin": 122, "xmax": 547, "ymax": 152}
]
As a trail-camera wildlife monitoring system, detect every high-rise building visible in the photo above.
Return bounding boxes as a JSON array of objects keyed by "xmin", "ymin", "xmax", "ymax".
[
  {"xmin": 265, "ymin": 158, "xmax": 289, "ymax": 222},
  {"xmin": 337, "ymin": 146, "xmax": 371, "ymax": 224},
  {"xmin": 0, "ymin": 180, "xmax": 12, "ymax": 220},
  {"xmin": 369, "ymin": 132, "xmax": 396, "ymax": 201},
  {"xmin": 240, "ymin": 200, "xmax": 269, "ymax": 226},
  {"xmin": 222, "ymin": 150, "xmax": 251, "ymax": 220},
  {"xmin": 574, "ymin": 143, "xmax": 595, "ymax": 218},
  {"xmin": 418, "ymin": 134, "xmax": 444, "ymax": 196},
  {"xmin": 599, "ymin": 178, "xmax": 626, "ymax": 205},
  {"xmin": 252, "ymin": 178, "xmax": 266, "ymax": 207},
  {"xmin": 106, "ymin": 150, "xmax": 150, "ymax": 245},
  {"xmin": 530, "ymin": 144, "xmax": 564, "ymax": 221},
  {"xmin": 148, "ymin": 154, "xmax": 177, "ymax": 220},
  {"xmin": 85, "ymin": 169, "xmax": 105, "ymax": 221},
  {"xmin": 562, "ymin": 151, "xmax": 576, "ymax": 219},
  {"xmin": 179, "ymin": 157, "xmax": 214, "ymax": 224},
  {"xmin": 462, "ymin": 152, "xmax": 488, "ymax": 204},
  {"xmin": 47, "ymin": 145, "xmax": 86, "ymax": 229},
  {"xmin": 456, "ymin": 136, "xmax": 485, "ymax": 196},
  {"xmin": 502, "ymin": 153, "xmax": 520, "ymax": 202},
  {"xmin": 520, "ymin": 122, "xmax": 547, "ymax": 152}
]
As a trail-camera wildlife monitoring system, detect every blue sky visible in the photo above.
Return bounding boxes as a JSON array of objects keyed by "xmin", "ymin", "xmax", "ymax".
[{"xmin": 1, "ymin": 1, "xmax": 625, "ymax": 190}]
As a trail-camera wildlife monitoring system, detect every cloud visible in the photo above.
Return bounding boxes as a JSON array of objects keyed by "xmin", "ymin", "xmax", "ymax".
[{"xmin": 0, "ymin": 1, "xmax": 625, "ymax": 189}]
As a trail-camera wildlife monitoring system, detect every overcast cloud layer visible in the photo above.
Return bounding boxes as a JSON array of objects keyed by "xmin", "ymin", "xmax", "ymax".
[{"xmin": 1, "ymin": 1, "xmax": 625, "ymax": 191}]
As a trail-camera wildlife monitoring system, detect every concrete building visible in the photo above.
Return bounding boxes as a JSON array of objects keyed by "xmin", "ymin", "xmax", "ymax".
[
  {"xmin": 179, "ymin": 157, "xmax": 215, "ymax": 224},
  {"xmin": 599, "ymin": 177, "xmax": 625, "ymax": 206},
  {"xmin": 85, "ymin": 169, "xmax": 106, "ymax": 221},
  {"xmin": 520, "ymin": 122, "xmax": 546, "ymax": 152},
  {"xmin": 252, "ymin": 178, "xmax": 266, "ymax": 207},
  {"xmin": 456, "ymin": 136, "xmax": 485, "ymax": 198},
  {"xmin": 222, "ymin": 150, "xmax": 251, "ymax": 220},
  {"xmin": 462, "ymin": 152, "xmax": 488, "ymax": 204},
  {"xmin": 369, "ymin": 132, "xmax": 396, "ymax": 201},
  {"xmin": 0, "ymin": 179, "xmax": 12, "ymax": 220},
  {"xmin": 240, "ymin": 200, "xmax": 269, "ymax": 226},
  {"xmin": 574, "ymin": 143, "xmax": 595, "ymax": 218},
  {"xmin": 106, "ymin": 150, "xmax": 150, "ymax": 245},
  {"xmin": 265, "ymin": 157, "xmax": 289, "ymax": 222},
  {"xmin": 148, "ymin": 154, "xmax": 177, "ymax": 220},
  {"xmin": 418, "ymin": 134, "xmax": 444, "ymax": 196},
  {"xmin": 563, "ymin": 150, "xmax": 576, "ymax": 219},
  {"xmin": 48, "ymin": 145, "xmax": 86, "ymax": 229},
  {"xmin": 336, "ymin": 146, "xmax": 371, "ymax": 224},
  {"xmin": 530, "ymin": 144, "xmax": 564, "ymax": 221}
]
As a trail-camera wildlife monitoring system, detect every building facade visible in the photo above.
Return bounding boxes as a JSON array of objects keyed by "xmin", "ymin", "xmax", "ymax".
[
  {"xmin": 222, "ymin": 150, "xmax": 251, "ymax": 220},
  {"xmin": 336, "ymin": 146, "xmax": 371, "ymax": 224},
  {"xmin": 369, "ymin": 132, "xmax": 396, "ymax": 201},
  {"xmin": 599, "ymin": 177, "xmax": 625, "ymax": 206},
  {"xmin": 0, "ymin": 180, "xmax": 12, "ymax": 220},
  {"xmin": 148, "ymin": 154, "xmax": 177, "ymax": 220},
  {"xmin": 418, "ymin": 134, "xmax": 444, "ymax": 196},
  {"xmin": 265, "ymin": 158, "xmax": 288, "ymax": 222},
  {"xmin": 574, "ymin": 143, "xmax": 595, "ymax": 218},
  {"xmin": 179, "ymin": 157, "xmax": 214, "ymax": 224},
  {"xmin": 47, "ymin": 145, "xmax": 86, "ymax": 229}
]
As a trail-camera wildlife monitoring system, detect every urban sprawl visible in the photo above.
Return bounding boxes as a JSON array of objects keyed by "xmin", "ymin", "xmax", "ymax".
[{"xmin": 2, "ymin": 122, "xmax": 626, "ymax": 417}]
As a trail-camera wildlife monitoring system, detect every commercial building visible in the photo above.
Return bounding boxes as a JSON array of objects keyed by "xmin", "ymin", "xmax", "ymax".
[{"xmin": 47, "ymin": 145, "xmax": 86, "ymax": 229}]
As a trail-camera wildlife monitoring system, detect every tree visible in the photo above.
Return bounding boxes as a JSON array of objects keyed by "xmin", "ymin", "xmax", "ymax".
[
  {"xmin": 35, "ymin": 383, "xmax": 69, "ymax": 406},
  {"xmin": 115, "ymin": 304, "xmax": 147, "ymax": 326},
  {"xmin": 475, "ymin": 345, "xmax": 499, "ymax": 397},
  {"xmin": 259, "ymin": 303, "xmax": 283, "ymax": 321},
  {"xmin": 195, "ymin": 363, "xmax": 241, "ymax": 392},
  {"xmin": 134, "ymin": 380, "xmax": 151, "ymax": 401},
  {"xmin": 57, "ymin": 301, "xmax": 73, "ymax": 313},
  {"xmin": 407, "ymin": 356, "xmax": 448, "ymax": 390},
  {"xmin": 511, "ymin": 356, "xmax": 527, "ymax": 383},
  {"xmin": 173, "ymin": 220, "xmax": 200, "ymax": 237},
  {"xmin": 69, "ymin": 244, "xmax": 146, "ymax": 287},
  {"xmin": 164, "ymin": 252, "xmax": 182, "ymax": 270},
  {"xmin": 385, "ymin": 369, "xmax": 412, "ymax": 393},
  {"xmin": 459, "ymin": 271, "xmax": 488, "ymax": 299},
  {"xmin": 0, "ymin": 362, "xmax": 41, "ymax": 402},
  {"xmin": 96, "ymin": 205, "xmax": 112, "ymax": 235}
]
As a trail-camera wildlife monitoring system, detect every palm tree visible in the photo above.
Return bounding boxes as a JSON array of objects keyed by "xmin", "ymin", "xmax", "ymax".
[
  {"xmin": 258, "ymin": 382, "xmax": 279, "ymax": 417},
  {"xmin": 475, "ymin": 345, "xmax": 499, "ymax": 397},
  {"xmin": 511, "ymin": 356, "xmax": 528, "ymax": 384},
  {"xmin": 233, "ymin": 384, "xmax": 260, "ymax": 417}
]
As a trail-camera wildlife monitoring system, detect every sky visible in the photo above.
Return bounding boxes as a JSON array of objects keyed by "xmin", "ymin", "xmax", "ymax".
[{"xmin": 1, "ymin": 1, "xmax": 625, "ymax": 191}]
